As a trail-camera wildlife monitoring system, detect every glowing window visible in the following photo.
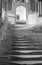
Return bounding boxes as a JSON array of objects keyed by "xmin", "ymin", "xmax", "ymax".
[{"xmin": 16, "ymin": 6, "xmax": 26, "ymax": 21}]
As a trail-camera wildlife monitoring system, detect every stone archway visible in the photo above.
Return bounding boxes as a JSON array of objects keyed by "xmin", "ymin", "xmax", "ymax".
[{"xmin": 16, "ymin": 6, "xmax": 26, "ymax": 22}]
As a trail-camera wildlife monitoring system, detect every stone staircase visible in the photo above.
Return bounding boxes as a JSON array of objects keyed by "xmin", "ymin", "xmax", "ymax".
[
  {"xmin": 1, "ymin": 24, "xmax": 42, "ymax": 65},
  {"xmin": 8, "ymin": 34, "xmax": 42, "ymax": 65}
]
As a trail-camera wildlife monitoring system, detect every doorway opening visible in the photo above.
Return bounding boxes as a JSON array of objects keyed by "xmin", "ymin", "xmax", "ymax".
[{"xmin": 16, "ymin": 6, "xmax": 26, "ymax": 24}]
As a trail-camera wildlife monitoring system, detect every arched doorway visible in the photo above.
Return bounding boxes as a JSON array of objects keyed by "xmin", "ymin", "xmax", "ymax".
[{"xmin": 16, "ymin": 6, "xmax": 26, "ymax": 24}]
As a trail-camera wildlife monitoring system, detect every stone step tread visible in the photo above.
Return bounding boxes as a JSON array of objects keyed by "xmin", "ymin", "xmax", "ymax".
[{"xmin": 8, "ymin": 61, "xmax": 42, "ymax": 64}]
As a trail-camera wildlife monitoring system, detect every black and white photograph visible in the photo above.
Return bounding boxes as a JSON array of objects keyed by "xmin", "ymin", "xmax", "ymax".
[{"xmin": 0, "ymin": 0, "xmax": 42, "ymax": 65}]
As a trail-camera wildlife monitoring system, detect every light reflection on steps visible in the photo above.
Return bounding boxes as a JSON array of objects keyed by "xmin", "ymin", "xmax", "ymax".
[
  {"xmin": 10, "ymin": 46, "xmax": 40, "ymax": 50},
  {"xmin": 9, "ymin": 55, "xmax": 42, "ymax": 58},
  {"xmin": 10, "ymin": 50, "xmax": 42, "ymax": 53},
  {"xmin": 9, "ymin": 61, "xmax": 42, "ymax": 64}
]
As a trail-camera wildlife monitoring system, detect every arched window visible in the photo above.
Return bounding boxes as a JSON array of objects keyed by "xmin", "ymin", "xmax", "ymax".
[
  {"xmin": 8, "ymin": 0, "xmax": 12, "ymax": 10},
  {"xmin": 30, "ymin": 0, "xmax": 35, "ymax": 12},
  {"xmin": 0, "ymin": 0, "xmax": 2, "ymax": 17},
  {"xmin": 29, "ymin": 0, "xmax": 38, "ymax": 13},
  {"xmin": 5, "ymin": 1, "xmax": 7, "ymax": 11},
  {"xmin": 38, "ymin": 0, "xmax": 42, "ymax": 16}
]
